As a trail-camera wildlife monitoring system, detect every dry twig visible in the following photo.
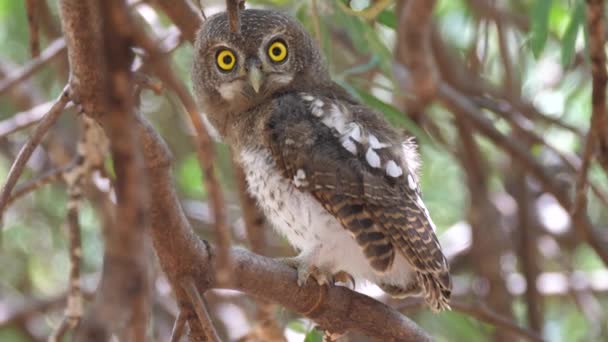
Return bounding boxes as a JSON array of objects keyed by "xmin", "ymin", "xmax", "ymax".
[
  {"xmin": 0, "ymin": 38, "xmax": 66, "ymax": 96},
  {"xmin": 572, "ymin": 0, "xmax": 608, "ymax": 222},
  {"xmin": 169, "ymin": 311, "xmax": 188, "ymax": 342},
  {"xmin": 24, "ymin": 0, "xmax": 40, "ymax": 58},
  {"xmin": 394, "ymin": 0, "xmax": 437, "ymax": 116},
  {"xmin": 0, "ymin": 86, "xmax": 70, "ymax": 222},
  {"xmin": 182, "ymin": 279, "xmax": 221, "ymax": 342},
  {"xmin": 450, "ymin": 300, "xmax": 545, "ymax": 342},
  {"xmin": 226, "ymin": 0, "xmax": 245, "ymax": 33}
]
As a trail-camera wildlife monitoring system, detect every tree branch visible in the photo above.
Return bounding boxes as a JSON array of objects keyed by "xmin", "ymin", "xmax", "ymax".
[
  {"xmin": 0, "ymin": 86, "xmax": 70, "ymax": 222},
  {"xmin": 0, "ymin": 38, "xmax": 65, "ymax": 97},
  {"xmin": 394, "ymin": 0, "xmax": 437, "ymax": 117}
]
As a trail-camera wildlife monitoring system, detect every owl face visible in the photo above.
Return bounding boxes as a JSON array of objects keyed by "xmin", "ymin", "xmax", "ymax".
[{"xmin": 193, "ymin": 9, "xmax": 327, "ymax": 121}]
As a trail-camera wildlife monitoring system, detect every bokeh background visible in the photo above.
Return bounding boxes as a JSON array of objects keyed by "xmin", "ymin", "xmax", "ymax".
[{"xmin": 0, "ymin": 0, "xmax": 606, "ymax": 341}]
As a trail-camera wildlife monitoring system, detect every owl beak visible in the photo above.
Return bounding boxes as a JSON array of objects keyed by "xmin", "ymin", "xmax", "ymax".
[{"xmin": 247, "ymin": 61, "xmax": 263, "ymax": 93}]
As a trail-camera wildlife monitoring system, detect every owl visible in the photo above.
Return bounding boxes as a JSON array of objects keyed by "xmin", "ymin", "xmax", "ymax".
[{"xmin": 192, "ymin": 9, "xmax": 451, "ymax": 312}]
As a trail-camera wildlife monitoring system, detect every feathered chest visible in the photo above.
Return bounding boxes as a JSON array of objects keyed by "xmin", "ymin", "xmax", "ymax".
[{"xmin": 239, "ymin": 147, "xmax": 344, "ymax": 251}]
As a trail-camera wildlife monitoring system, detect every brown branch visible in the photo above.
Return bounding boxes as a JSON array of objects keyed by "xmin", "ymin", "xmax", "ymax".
[
  {"xmin": 338, "ymin": 0, "xmax": 393, "ymax": 20},
  {"xmin": 58, "ymin": 1, "xmax": 150, "ymax": 340},
  {"xmin": 474, "ymin": 96, "xmax": 608, "ymax": 209},
  {"xmin": 24, "ymin": 0, "xmax": 40, "ymax": 58},
  {"xmin": 225, "ymin": 248, "xmax": 432, "ymax": 341},
  {"xmin": 0, "ymin": 100, "xmax": 74, "ymax": 139},
  {"xmin": 226, "ymin": 0, "xmax": 245, "ymax": 33},
  {"xmin": 437, "ymin": 81, "xmax": 608, "ymax": 266},
  {"xmin": 169, "ymin": 311, "xmax": 187, "ymax": 342},
  {"xmin": 6, "ymin": 162, "xmax": 71, "ymax": 207},
  {"xmin": 431, "ymin": 31, "xmax": 583, "ymax": 137},
  {"xmin": 394, "ymin": 0, "xmax": 437, "ymax": 117},
  {"xmin": 0, "ymin": 38, "xmax": 65, "ymax": 97},
  {"xmin": 573, "ymin": 0, "xmax": 608, "ymax": 220},
  {"xmin": 511, "ymin": 172, "xmax": 543, "ymax": 333},
  {"xmin": 130, "ymin": 13, "xmax": 232, "ymax": 287},
  {"xmin": 0, "ymin": 86, "xmax": 70, "ymax": 222},
  {"xmin": 58, "ymin": 0, "xmax": 107, "ymax": 117},
  {"xmin": 182, "ymin": 279, "xmax": 221, "ymax": 342},
  {"xmin": 151, "ymin": 0, "xmax": 202, "ymax": 43},
  {"xmin": 453, "ymin": 117, "xmax": 516, "ymax": 340},
  {"xmin": 450, "ymin": 300, "xmax": 545, "ymax": 342},
  {"xmin": 310, "ymin": 0, "xmax": 322, "ymax": 43},
  {"xmin": 63, "ymin": 190, "xmax": 83, "ymax": 328}
]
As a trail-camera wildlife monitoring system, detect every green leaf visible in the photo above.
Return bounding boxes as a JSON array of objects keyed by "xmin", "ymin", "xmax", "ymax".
[
  {"xmin": 529, "ymin": 0, "xmax": 552, "ymax": 58},
  {"xmin": 561, "ymin": 1, "xmax": 584, "ymax": 67},
  {"xmin": 333, "ymin": 3, "xmax": 393, "ymax": 75},
  {"xmin": 286, "ymin": 320, "xmax": 307, "ymax": 334},
  {"xmin": 178, "ymin": 154, "xmax": 205, "ymax": 198},
  {"xmin": 304, "ymin": 330, "xmax": 323, "ymax": 342},
  {"xmin": 377, "ymin": 9, "xmax": 397, "ymax": 29}
]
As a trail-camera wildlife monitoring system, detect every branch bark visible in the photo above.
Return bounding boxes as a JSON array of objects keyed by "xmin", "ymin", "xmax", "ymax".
[{"xmin": 394, "ymin": 0, "xmax": 437, "ymax": 118}]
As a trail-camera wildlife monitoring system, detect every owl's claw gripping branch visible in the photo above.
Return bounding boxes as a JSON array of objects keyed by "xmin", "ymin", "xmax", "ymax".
[{"xmin": 280, "ymin": 255, "xmax": 355, "ymax": 289}]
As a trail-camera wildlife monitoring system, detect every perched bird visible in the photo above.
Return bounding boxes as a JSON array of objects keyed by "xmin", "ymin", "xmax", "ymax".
[{"xmin": 192, "ymin": 9, "xmax": 451, "ymax": 311}]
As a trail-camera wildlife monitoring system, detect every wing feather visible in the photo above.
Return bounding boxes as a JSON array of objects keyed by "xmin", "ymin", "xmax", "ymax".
[{"xmin": 264, "ymin": 93, "xmax": 451, "ymax": 308}]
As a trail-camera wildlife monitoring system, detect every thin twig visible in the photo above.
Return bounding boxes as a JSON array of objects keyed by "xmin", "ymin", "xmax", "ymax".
[
  {"xmin": 150, "ymin": 0, "xmax": 202, "ymax": 43},
  {"xmin": 437, "ymin": 81, "xmax": 608, "ymax": 265},
  {"xmin": 337, "ymin": 0, "xmax": 393, "ymax": 21},
  {"xmin": 0, "ymin": 86, "xmax": 70, "ymax": 222},
  {"xmin": 226, "ymin": 0, "xmax": 245, "ymax": 33},
  {"xmin": 6, "ymin": 163, "xmax": 72, "ymax": 207},
  {"xmin": 182, "ymin": 279, "xmax": 221, "ymax": 342},
  {"xmin": 134, "ymin": 72, "xmax": 163, "ymax": 95},
  {"xmin": 0, "ymin": 38, "xmax": 66, "ymax": 96},
  {"xmin": 573, "ymin": 0, "xmax": 608, "ymax": 221},
  {"xmin": 0, "ymin": 101, "xmax": 74, "ymax": 139},
  {"xmin": 170, "ymin": 311, "xmax": 188, "ymax": 342},
  {"xmin": 24, "ymin": 0, "xmax": 40, "ymax": 57},
  {"xmin": 49, "ymin": 190, "xmax": 83, "ymax": 342},
  {"xmin": 394, "ymin": 0, "xmax": 438, "ymax": 116},
  {"xmin": 450, "ymin": 300, "xmax": 545, "ymax": 342},
  {"xmin": 48, "ymin": 317, "xmax": 71, "ymax": 342},
  {"xmin": 475, "ymin": 96, "xmax": 608, "ymax": 209},
  {"xmin": 310, "ymin": 0, "xmax": 322, "ymax": 43}
]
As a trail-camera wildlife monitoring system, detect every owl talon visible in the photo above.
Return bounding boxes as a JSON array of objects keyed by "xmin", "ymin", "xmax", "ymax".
[
  {"xmin": 299, "ymin": 265, "xmax": 332, "ymax": 287},
  {"xmin": 279, "ymin": 256, "xmax": 342, "ymax": 287},
  {"xmin": 332, "ymin": 270, "xmax": 356, "ymax": 289}
]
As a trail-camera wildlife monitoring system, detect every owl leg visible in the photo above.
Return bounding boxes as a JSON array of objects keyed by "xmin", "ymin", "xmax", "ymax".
[
  {"xmin": 281, "ymin": 254, "xmax": 333, "ymax": 287},
  {"xmin": 280, "ymin": 246, "xmax": 354, "ymax": 288}
]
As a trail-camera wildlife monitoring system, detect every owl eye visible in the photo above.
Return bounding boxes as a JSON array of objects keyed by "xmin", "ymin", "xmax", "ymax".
[
  {"xmin": 216, "ymin": 49, "xmax": 236, "ymax": 71},
  {"xmin": 267, "ymin": 40, "xmax": 288, "ymax": 63}
]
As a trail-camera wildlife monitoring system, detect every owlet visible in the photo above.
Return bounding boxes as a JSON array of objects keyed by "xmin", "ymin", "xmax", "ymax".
[{"xmin": 192, "ymin": 9, "xmax": 451, "ymax": 311}]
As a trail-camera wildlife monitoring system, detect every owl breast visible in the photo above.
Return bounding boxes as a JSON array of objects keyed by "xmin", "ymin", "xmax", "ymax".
[{"xmin": 239, "ymin": 147, "xmax": 416, "ymax": 286}]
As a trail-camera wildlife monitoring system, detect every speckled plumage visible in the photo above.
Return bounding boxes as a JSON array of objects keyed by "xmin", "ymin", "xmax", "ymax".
[{"xmin": 192, "ymin": 9, "xmax": 451, "ymax": 311}]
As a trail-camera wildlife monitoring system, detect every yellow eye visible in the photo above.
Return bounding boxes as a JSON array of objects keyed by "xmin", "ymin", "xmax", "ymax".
[
  {"xmin": 216, "ymin": 49, "xmax": 236, "ymax": 71},
  {"xmin": 268, "ymin": 40, "xmax": 288, "ymax": 63}
]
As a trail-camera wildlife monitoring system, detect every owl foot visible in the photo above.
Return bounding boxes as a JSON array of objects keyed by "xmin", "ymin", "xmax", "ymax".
[
  {"xmin": 320, "ymin": 328, "xmax": 345, "ymax": 342},
  {"xmin": 280, "ymin": 257, "xmax": 354, "ymax": 288}
]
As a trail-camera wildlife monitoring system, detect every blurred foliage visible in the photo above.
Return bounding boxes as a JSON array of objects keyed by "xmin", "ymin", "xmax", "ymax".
[{"xmin": 0, "ymin": 0, "xmax": 606, "ymax": 341}]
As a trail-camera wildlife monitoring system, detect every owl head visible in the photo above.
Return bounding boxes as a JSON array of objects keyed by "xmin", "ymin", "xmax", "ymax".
[{"xmin": 192, "ymin": 9, "xmax": 328, "ymax": 125}]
